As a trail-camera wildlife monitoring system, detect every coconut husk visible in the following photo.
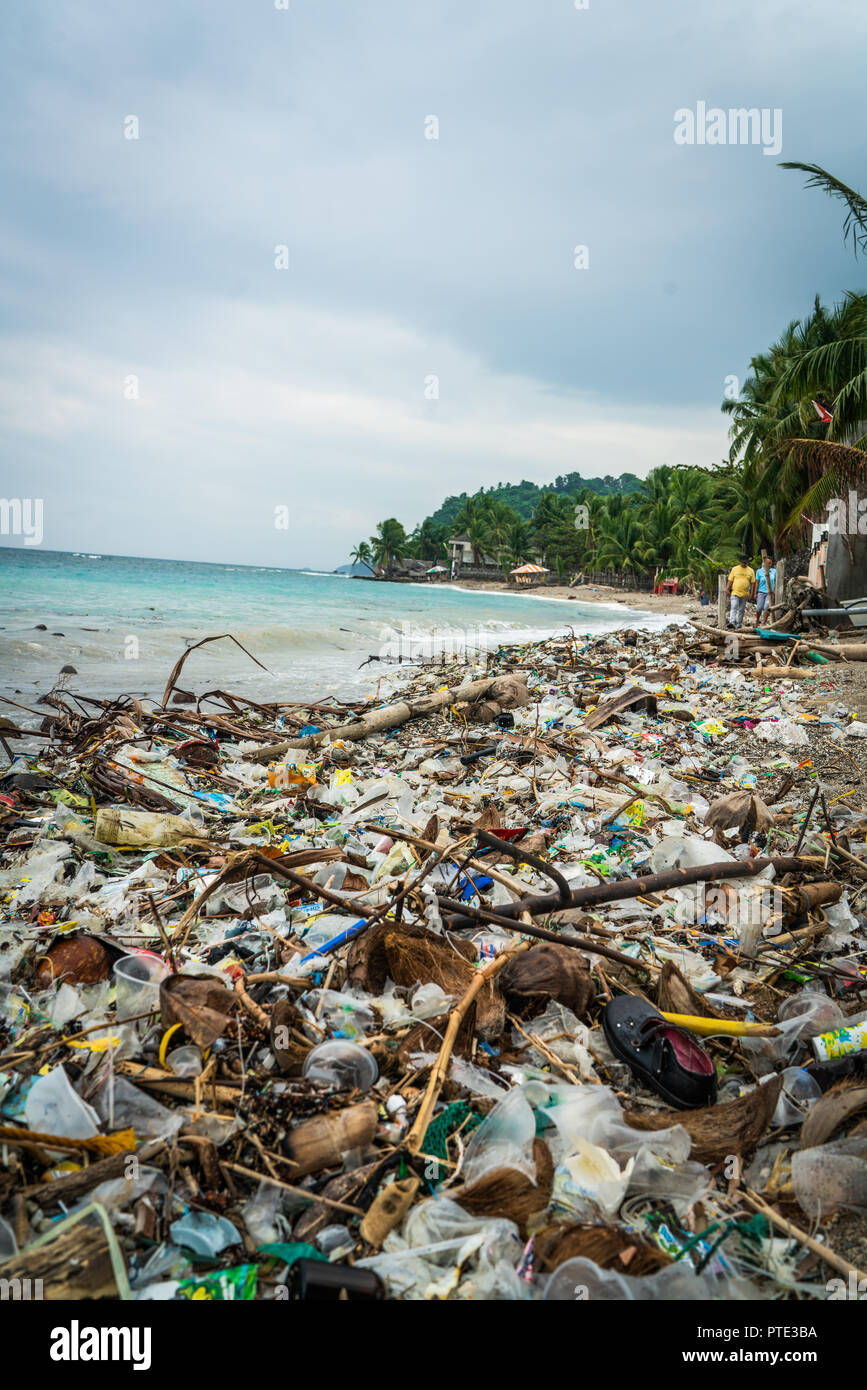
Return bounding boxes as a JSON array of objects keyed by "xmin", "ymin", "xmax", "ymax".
[
  {"xmin": 533, "ymin": 1221, "xmax": 670, "ymax": 1277},
  {"xmin": 384, "ymin": 931, "xmax": 506, "ymax": 1040},
  {"xmin": 655, "ymin": 961, "xmax": 723, "ymax": 1019},
  {"xmin": 465, "ymin": 699, "xmax": 505, "ymax": 725},
  {"xmin": 498, "ymin": 943, "xmax": 593, "ymax": 1020},
  {"xmin": 801, "ymin": 1081, "xmax": 867, "ymax": 1150},
  {"xmin": 269, "ymin": 997, "xmax": 312, "ymax": 1075},
  {"xmin": 347, "ymin": 920, "xmax": 474, "ymax": 994},
  {"xmin": 487, "ymin": 676, "xmax": 530, "ymax": 710},
  {"xmin": 704, "ymin": 790, "xmax": 775, "ymax": 840},
  {"xmin": 454, "ymin": 1138, "xmax": 554, "ymax": 1237},
  {"xmin": 348, "ymin": 921, "xmax": 505, "ymax": 1039},
  {"xmin": 624, "ymin": 1073, "xmax": 782, "ymax": 1166}
]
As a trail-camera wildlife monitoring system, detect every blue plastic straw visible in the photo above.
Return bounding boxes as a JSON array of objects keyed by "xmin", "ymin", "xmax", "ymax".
[{"xmin": 299, "ymin": 917, "xmax": 368, "ymax": 965}]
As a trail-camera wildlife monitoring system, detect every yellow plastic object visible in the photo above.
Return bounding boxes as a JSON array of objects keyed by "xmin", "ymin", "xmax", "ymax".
[
  {"xmin": 659, "ymin": 1011, "xmax": 780, "ymax": 1039},
  {"xmin": 158, "ymin": 1021, "xmax": 184, "ymax": 1067},
  {"xmin": 67, "ymin": 1035, "xmax": 122, "ymax": 1053}
]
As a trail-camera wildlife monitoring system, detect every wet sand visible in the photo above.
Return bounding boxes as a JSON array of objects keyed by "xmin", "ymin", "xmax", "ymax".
[{"xmin": 449, "ymin": 576, "xmax": 703, "ymax": 619}]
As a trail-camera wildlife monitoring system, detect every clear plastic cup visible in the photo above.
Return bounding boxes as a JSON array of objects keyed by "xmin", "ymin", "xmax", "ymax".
[
  {"xmin": 166, "ymin": 1045, "xmax": 204, "ymax": 1077},
  {"xmin": 114, "ymin": 953, "xmax": 170, "ymax": 1027},
  {"xmin": 302, "ymin": 1041, "xmax": 379, "ymax": 1090}
]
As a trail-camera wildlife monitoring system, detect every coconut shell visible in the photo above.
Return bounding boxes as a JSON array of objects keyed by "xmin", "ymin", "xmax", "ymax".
[
  {"xmin": 656, "ymin": 961, "xmax": 722, "ymax": 1019},
  {"xmin": 498, "ymin": 943, "xmax": 593, "ymax": 1020},
  {"xmin": 801, "ymin": 1081, "xmax": 867, "ymax": 1150},
  {"xmin": 34, "ymin": 934, "xmax": 112, "ymax": 989}
]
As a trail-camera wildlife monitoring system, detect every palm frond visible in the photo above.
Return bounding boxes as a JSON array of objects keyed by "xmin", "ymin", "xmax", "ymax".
[{"xmin": 780, "ymin": 161, "xmax": 867, "ymax": 258}]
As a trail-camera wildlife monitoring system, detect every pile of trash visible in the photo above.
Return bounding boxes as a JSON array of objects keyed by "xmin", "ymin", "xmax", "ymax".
[{"xmin": 1, "ymin": 623, "xmax": 867, "ymax": 1301}]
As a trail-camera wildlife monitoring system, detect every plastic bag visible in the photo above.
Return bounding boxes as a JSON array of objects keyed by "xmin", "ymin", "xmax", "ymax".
[{"xmin": 460, "ymin": 1086, "xmax": 537, "ymax": 1185}]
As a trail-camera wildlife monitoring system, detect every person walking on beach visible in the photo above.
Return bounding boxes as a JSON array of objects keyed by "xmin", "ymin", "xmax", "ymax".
[
  {"xmin": 753, "ymin": 556, "xmax": 776, "ymax": 623},
  {"xmin": 726, "ymin": 553, "xmax": 755, "ymax": 630}
]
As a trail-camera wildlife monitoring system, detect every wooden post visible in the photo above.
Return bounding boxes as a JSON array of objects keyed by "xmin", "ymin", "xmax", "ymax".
[
  {"xmin": 717, "ymin": 573, "xmax": 726, "ymax": 628},
  {"xmin": 770, "ymin": 557, "xmax": 786, "ymax": 617}
]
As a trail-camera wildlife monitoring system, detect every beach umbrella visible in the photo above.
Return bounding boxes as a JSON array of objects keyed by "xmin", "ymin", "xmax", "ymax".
[{"xmin": 510, "ymin": 562, "xmax": 548, "ymax": 585}]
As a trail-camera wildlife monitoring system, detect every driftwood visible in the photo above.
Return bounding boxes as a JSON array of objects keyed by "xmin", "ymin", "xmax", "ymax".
[
  {"xmin": 440, "ymin": 854, "xmax": 818, "ymax": 932},
  {"xmin": 249, "ymin": 676, "xmax": 497, "ymax": 760},
  {"xmin": 0, "ymin": 1224, "xmax": 120, "ymax": 1299},
  {"xmin": 692, "ymin": 619, "xmax": 867, "ymax": 663},
  {"xmin": 582, "ymin": 685, "xmax": 658, "ymax": 731}
]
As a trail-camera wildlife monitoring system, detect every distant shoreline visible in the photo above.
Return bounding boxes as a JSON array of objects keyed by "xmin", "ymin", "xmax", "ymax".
[{"xmin": 414, "ymin": 574, "xmax": 701, "ymax": 619}]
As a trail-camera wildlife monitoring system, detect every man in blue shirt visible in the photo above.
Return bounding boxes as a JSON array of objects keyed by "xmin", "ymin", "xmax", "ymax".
[{"xmin": 753, "ymin": 561, "xmax": 776, "ymax": 619}]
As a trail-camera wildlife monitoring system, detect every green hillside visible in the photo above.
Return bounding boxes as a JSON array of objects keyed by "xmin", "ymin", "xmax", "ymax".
[{"xmin": 428, "ymin": 472, "xmax": 643, "ymax": 527}]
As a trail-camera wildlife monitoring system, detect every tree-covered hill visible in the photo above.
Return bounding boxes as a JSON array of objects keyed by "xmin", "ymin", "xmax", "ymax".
[{"xmin": 428, "ymin": 472, "xmax": 643, "ymax": 527}]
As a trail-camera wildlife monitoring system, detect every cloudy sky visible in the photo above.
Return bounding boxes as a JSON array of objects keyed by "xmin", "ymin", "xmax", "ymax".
[{"xmin": 1, "ymin": 0, "xmax": 865, "ymax": 567}]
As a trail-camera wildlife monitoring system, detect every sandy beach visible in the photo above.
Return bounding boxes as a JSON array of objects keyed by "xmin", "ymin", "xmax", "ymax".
[{"xmin": 449, "ymin": 575, "xmax": 703, "ymax": 619}]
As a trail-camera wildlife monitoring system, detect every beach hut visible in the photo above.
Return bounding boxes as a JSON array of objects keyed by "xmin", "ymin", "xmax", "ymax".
[{"xmin": 510, "ymin": 563, "xmax": 548, "ymax": 587}]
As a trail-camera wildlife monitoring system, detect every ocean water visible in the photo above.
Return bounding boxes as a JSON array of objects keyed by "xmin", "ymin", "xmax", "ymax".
[{"xmin": 0, "ymin": 548, "xmax": 669, "ymax": 705}]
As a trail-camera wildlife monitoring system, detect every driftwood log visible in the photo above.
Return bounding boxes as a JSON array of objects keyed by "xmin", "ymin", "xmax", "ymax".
[{"xmin": 249, "ymin": 676, "xmax": 497, "ymax": 760}]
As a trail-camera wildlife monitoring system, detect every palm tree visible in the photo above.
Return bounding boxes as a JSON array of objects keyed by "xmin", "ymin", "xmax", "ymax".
[
  {"xmin": 413, "ymin": 518, "xmax": 448, "ymax": 562},
  {"xmin": 465, "ymin": 516, "xmax": 491, "ymax": 566},
  {"xmin": 722, "ymin": 289, "xmax": 867, "ymax": 542},
  {"xmin": 370, "ymin": 518, "xmax": 408, "ymax": 574},
  {"xmin": 350, "ymin": 541, "xmax": 375, "ymax": 574}
]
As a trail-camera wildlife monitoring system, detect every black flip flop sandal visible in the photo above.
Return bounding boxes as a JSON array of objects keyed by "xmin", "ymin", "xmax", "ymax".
[{"xmin": 602, "ymin": 996, "xmax": 717, "ymax": 1110}]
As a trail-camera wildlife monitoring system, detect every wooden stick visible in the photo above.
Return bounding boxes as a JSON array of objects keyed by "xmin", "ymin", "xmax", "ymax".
[
  {"xmin": 743, "ymin": 1188, "xmax": 867, "ymax": 1286},
  {"xmin": 405, "ymin": 936, "xmax": 531, "ymax": 1154},
  {"xmin": 220, "ymin": 1160, "xmax": 366, "ymax": 1217}
]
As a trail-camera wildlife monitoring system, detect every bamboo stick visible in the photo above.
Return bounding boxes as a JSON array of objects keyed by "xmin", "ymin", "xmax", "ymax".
[{"xmin": 405, "ymin": 937, "xmax": 531, "ymax": 1154}]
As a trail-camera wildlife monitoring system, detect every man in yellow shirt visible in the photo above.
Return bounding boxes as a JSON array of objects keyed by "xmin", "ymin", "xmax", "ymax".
[{"xmin": 726, "ymin": 553, "xmax": 756, "ymax": 630}]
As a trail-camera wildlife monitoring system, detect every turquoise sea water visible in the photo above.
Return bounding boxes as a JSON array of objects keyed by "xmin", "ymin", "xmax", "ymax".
[{"xmin": 0, "ymin": 548, "xmax": 666, "ymax": 704}]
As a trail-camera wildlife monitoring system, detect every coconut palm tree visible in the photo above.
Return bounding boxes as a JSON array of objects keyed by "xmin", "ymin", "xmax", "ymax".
[
  {"xmin": 370, "ymin": 518, "xmax": 409, "ymax": 574},
  {"xmin": 350, "ymin": 541, "xmax": 375, "ymax": 574}
]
